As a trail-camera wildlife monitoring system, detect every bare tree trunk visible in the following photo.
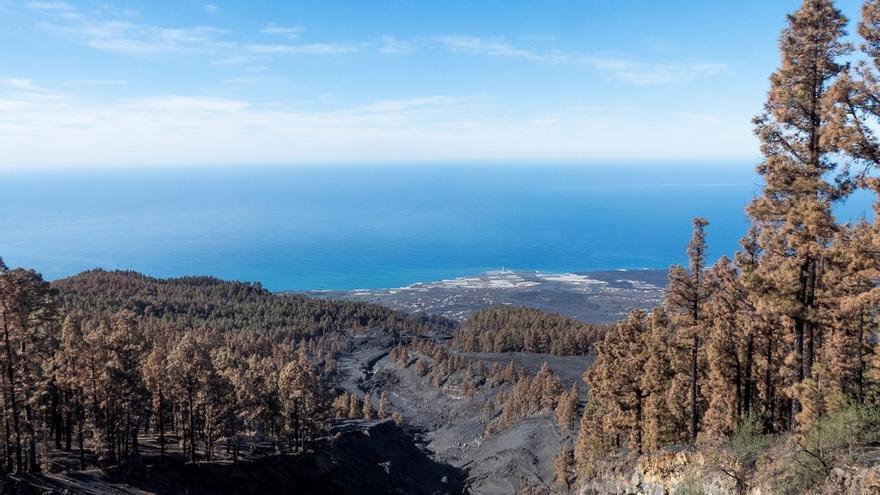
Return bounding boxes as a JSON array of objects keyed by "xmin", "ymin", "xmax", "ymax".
[
  {"xmin": 78, "ymin": 399, "xmax": 85, "ymax": 470},
  {"xmin": 792, "ymin": 315, "xmax": 804, "ymax": 430},
  {"xmin": 25, "ymin": 405, "xmax": 37, "ymax": 472},
  {"xmin": 689, "ymin": 333, "xmax": 699, "ymax": 445},
  {"xmin": 64, "ymin": 399, "xmax": 72, "ymax": 452},
  {"xmin": 158, "ymin": 391, "xmax": 166, "ymax": 463},
  {"xmin": 744, "ymin": 335, "xmax": 754, "ymax": 416},
  {"xmin": 635, "ymin": 390, "xmax": 643, "ymax": 455},
  {"xmin": 857, "ymin": 314, "xmax": 866, "ymax": 401},
  {"xmin": 1, "ymin": 309, "xmax": 23, "ymax": 473},
  {"xmin": 763, "ymin": 331, "xmax": 774, "ymax": 432},
  {"xmin": 734, "ymin": 352, "xmax": 743, "ymax": 422},
  {"xmin": 188, "ymin": 390, "xmax": 196, "ymax": 462}
]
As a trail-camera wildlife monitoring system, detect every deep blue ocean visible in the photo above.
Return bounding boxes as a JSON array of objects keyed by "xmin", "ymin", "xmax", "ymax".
[{"xmin": 1, "ymin": 163, "xmax": 874, "ymax": 291}]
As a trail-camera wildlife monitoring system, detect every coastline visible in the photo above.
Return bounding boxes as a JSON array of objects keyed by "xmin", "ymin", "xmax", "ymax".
[{"xmin": 300, "ymin": 268, "xmax": 667, "ymax": 323}]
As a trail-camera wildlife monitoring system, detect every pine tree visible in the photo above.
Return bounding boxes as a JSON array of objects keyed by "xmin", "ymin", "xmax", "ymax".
[
  {"xmin": 0, "ymin": 267, "xmax": 58, "ymax": 472},
  {"xmin": 665, "ymin": 217, "xmax": 711, "ymax": 444},
  {"xmin": 555, "ymin": 384, "xmax": 579, "ymax": 431},
  {"xmin": 585, "ymin": 310, "xmax": 650, "ymax": 453},
  {"xmin": 573, "ymin": 398, "xmax": 609, "ymax": 475},
  {"xmin": 278, "ymin": 360, "xmax": 328, "ymax": 452},
  {"xmin": 167, "ymin": 332, "xmax": 215, "ymax": 462},
  {"xmin": 105, "ymin": 311, "xmax": 148, "ymax": 462},
  {"xmin": 554, "ymin": 444, "xmax": 573, "ymax": 492},
  {"xmin": 702, "ymin": 257, "xmax": 751, "ymax": 439},
  {"xmin": 143, "ymin": 334, "xmax": 168, "ymax": 461},
  {"xmin": 533, "ymin": 362, "xmax": 562, "ymax": 411},
  {"xmin": 821, "ymin": 1, "xmax": 880, "ymax": 408},
  {"xmin": 348, "ymin": 393, "xmax": 361, "ymax": 419},
  {"xmin": 818, "ymin": 218, "xmax": 880, "ymax": 408},
  {"xmin": 824, "ymin": 0, "xmax": 880, "ymax": 177},
  {"xmin": 362, "ymin": 394, "xmax": 374, "ymax": 421},
  {"xmin": 640, "ymin": 308, "xmax": 682, "ymax": 450},
  {"xmin": 56, "ymin": 313, "xmax": 88, "ymax": 468},
  {"xmin": 749, "ymin": 0, "xmax": 851, "ymax": 430},
  {"xmin": 332, "ymin": 393, "xmax": 350, "ymax": 418},
  {"xmin": 199, "ymin": 364, "xmax": 235, "ymax": 460},
  {"xmin": 378, "ymin": 391, "xmax": 390, "ymax": 420}
]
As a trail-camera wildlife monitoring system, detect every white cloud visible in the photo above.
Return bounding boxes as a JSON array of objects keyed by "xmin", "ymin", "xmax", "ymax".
[
  {"xmin": 63, "ymin": 79, "xmax": 126, "ymax": 86},
  {"xmin": 582, "ymin": 55, "xmax": 729, "ymax": 85},
  {"xmin": 245, "ymin": 42, "xmax": 358, "ymax": 55},
  {"xmin": 24, "ymin": 1, "xmax": 73, "ymax": 11},
  {"xmin": 433, "ymin": 35, "xmax": 539, "ymax": 59},
  {"xmin": 213, "ymin": 55, "xmax": 260, "ymax": 66},
  {"xmin": 431, "ymin": 34, "xmax": 728, "ymax": 85},
  {"xmin": 0, "ymin": 78, "xmax": 63, "ymax": 101},
  {"xmin": 378, "ymin": 35, "xmax": 416, "ymax": 55},
  {"xmin": 203, "ymin": 4, "xmax": 218, "ymax": 14},
  {"xmin": 222, "ymin": 75, "xmax": 269, "ymax": 87},
  {"xmin": 20, "ymin": 3, "xmax": 728, "ymax": 85},
  {"xmin": 127, "ymin": 95, "xmax": 250, "ymax": 113},
  {"xmin": 261, "ymin": 23, "xmax": 303, "ymax": 38},
  {"xmin": 360, "ymin": 96, "xmax": 462, "ymax": 113},
  {"xmin": 38, "ymin": 13, "xmax": 230, "ymax": 56},
  {"xmin": 27, "ymin": 3, "xmax": 358, "ymax": 60},
  {"xmin": 0, "ymin": 78, "xmax": 48, "ymax": 91},
  {"xmin": 0, "ymin": 84, "xmax": 755, "ymax": 169}
]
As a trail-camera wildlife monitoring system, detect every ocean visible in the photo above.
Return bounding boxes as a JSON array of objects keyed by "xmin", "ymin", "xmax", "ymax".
[{"xmin": 1, "ymin": 163, "xmax": 874, "ymax": 291}]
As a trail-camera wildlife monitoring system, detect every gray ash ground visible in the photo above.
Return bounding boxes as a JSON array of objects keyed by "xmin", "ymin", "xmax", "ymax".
[
  {"xmin": 304, "ymin": 269, "xmax": 667, "ymax": 322},
  {"xmin": 317, "ymin": 270, "xmax": 666, "ymax": 493},
  {"xmin": 333, "ymin": 331, "xmax": 596, "ymax": 494}
]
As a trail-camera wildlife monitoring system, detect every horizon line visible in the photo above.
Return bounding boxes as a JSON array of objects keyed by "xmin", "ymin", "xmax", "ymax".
[{"xmin": 2, "ymin": 157, "xmax": 762, "ymax": 174}]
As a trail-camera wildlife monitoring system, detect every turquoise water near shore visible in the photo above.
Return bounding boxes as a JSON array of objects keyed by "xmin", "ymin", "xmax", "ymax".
[{"xmin": 1, "ymin": 163, "xmax": 874, "ymax": 290}]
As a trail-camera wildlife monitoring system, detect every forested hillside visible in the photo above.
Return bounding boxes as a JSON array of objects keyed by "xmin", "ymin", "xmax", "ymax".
[
  {"xmin": 452, "ymin": 306, "xmax": 607, "ymax": 355},
  {"xmin": 0, "ymin": 265, "xmax": 455, "ymax": 482},
  {"xmin": 55, "ymin": 269, "xmax": 453, "ymax": 335},
  {"xmin": 569, "ymin": 1, "xmax": 880, "ymax": 493}
]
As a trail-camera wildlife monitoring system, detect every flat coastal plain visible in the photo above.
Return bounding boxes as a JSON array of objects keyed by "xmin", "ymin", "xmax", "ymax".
[{"xmin": 304, "ymin": 269, "xmax": 667, "ymax": 322}]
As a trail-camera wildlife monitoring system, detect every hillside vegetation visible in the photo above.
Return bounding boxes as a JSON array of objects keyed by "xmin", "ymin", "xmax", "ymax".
[
  {"xmin": 567, "ymin": 1, "xmax": 880, "ymax": 493},
  {"xmin": 452, "ymin": 306, "xmax": 607, "ymax": 355},
  {"xmin": 54, "ymin": 269, "xmax": 454, "ymax": 335},
  {"xmin": 0, "ymin": 265, "xmax": 456, "ymax": 483}
]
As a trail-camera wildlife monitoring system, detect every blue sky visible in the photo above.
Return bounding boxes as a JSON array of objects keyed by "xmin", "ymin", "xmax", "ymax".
[{"xmin": 0, "ymin": 0, "xmax": 866, "ymax": 168}]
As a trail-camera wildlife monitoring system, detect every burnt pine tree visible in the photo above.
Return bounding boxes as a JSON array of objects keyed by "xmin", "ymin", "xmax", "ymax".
[
  {"xmin": 665, "ymin": 217, "xmax": 711, "ymax": 444},
  {"xmin": 749, "ymin": 0, "xmax": 851, "ymax": 430},
  {"xmin": 378, "ymin": 391, "xmax": 390, "ymax": 420},
  {"xmin": 0, "ymin": 266, "xmax": 58, "ymax": 473},
  {"xmin": 585, "ymin": 310, "xmax": 651, "ymax": 454},
  {"xmin": 702, "ymin": 256, "xmax": 751, "ymax": 438},
  {"xmin": 824, "ymin": 0, "xmax": 880, "ymax": 177},
  {"xmin": 822, "ymin": 3, "xmax": 880, "ymax": 405}
]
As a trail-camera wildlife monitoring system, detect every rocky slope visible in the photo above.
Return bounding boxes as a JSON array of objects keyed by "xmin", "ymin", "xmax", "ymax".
[
  {"xmin": 576, "ymin": 448, "xmax": 880, "ymax": 495},
  {"xmin": 334, "ymin": 330, "xmax": 592, "ymax": 494}
]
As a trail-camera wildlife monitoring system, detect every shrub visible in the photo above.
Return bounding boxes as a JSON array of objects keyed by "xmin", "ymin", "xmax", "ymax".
[
  {"xmin": 710, "ymin": 413, "xmax": 773, "ymax": 494},
  {"xmin": 729, "ymin": 413, "xmax": 772, "ymax": 469},
  {"xmin": 775, "ymin": 402, "xmax": 880, "ymax": 494},
  {"xmin": 672, "ymin": 474, "xmax": 706, "ymax": 495}
]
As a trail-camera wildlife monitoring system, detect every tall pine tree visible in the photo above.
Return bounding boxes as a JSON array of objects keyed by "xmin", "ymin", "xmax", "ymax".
[
  {"xmin": 665, "ymin": 217, "xmax": 711, "ymax": 444},
  {"xmin": 748, "ymin": 0, "xmax": 851, "ymax": 430}
]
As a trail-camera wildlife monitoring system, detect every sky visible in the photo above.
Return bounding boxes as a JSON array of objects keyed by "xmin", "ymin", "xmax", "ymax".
[{"xmin": 0, "ymin": 0, "xmax": 868, "ymax": 169}]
